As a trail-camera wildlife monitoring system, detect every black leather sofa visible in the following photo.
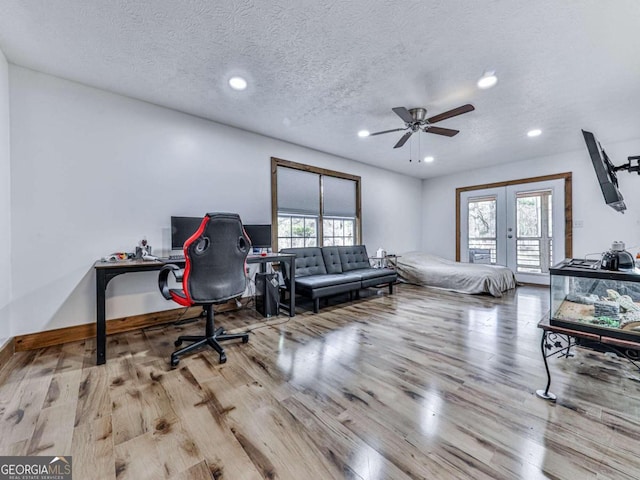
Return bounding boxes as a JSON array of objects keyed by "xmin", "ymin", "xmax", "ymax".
[{"xmin": 280, "ymin": 245, "xmax": 397, "ymax": 313}]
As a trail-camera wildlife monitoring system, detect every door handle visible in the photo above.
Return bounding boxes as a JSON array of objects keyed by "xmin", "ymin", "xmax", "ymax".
[{"xmin": 507, "ymin": 235, "xmax": 513, "ymax": 239}]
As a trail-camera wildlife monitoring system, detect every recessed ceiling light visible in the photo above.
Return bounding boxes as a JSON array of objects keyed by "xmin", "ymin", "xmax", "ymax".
[
  {"xmin": 477, "ymin": 71, "xmax": 498, "ymax": 89},
  {"xmin": 228, "ymin": 76, "xmax": 248, "ymax": 91},
  {"xmin": 358, "ymin": 130, "xmax": 370, "ymax": 138},
  {"xmin": 424, "ymin": 156, "xmax": 435, "ymax": 163},
  {"xmin": 527, "ymin": 129, "xmax": 542, "ymax": 137}
]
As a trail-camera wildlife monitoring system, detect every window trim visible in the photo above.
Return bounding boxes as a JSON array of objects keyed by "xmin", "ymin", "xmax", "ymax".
[{"xmin": 271, "ymin": 157, "xmax": 362, "ymax": 249}]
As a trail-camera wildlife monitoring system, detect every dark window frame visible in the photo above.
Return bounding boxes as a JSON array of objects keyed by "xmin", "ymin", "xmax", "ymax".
[{"xmin": 271, "ymin": 157, "xmax": 362, "ymax": 250}]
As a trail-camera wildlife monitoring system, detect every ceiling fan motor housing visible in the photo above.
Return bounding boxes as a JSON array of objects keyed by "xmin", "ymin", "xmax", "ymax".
[{"xmin": 409, "ymin": 108, "xmax": 427, "ymax": 122}]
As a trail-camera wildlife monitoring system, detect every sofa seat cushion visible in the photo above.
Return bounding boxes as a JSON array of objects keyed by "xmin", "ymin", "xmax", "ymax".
[
  {"xmin": 349, "ymin": 267, "xmax": 398, "ymax": 288},
  {"xmin": 296, "ymin": 273, "xmax": 361, "ymax": 289},
  {"xmin": 349, "ymin": 267, "xmax": 396, "ymax": 281}
]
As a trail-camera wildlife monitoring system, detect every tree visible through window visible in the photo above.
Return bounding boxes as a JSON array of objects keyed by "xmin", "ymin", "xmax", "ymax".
[
  {"xmin": 277, "ymin": 215, "xmax": 317, "ymax": 248},
  {"xmin": 323, "ymin": 217, "xmax": 355, "ymax": 246},
  {"xmin": 468, "ymin": 196, "xmax": 497, "ymax": 263},
  {"xmin": 516, "ymin": 190, "xmax": 552, "ymax": 273}
]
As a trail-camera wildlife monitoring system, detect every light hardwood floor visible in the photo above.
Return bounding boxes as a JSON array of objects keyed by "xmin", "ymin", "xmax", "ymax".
[{"xmin": 1, "ymin": 284, "xmax": 639, "ymax": 479}]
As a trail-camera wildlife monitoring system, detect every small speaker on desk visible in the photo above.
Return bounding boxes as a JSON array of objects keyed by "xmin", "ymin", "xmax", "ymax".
[{"xmin": 255, "ymin": 272, "xmax": 279, "ymax": 317}]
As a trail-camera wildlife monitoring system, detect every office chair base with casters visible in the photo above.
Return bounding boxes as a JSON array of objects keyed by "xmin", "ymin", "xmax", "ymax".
[{"xmin": 170, "ymin": 303, "xmax": 249, "ymax": 367}]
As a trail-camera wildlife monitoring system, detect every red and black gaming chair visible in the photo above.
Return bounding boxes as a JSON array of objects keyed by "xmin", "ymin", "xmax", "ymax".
[{"xmin": 158, "ymin": 212, "xmax": 250, "ymax": 367}]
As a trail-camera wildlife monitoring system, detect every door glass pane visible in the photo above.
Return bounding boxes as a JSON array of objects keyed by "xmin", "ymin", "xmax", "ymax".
[
  {"xmin": 516, "ymin": 239, "xmax": 541, "ymax": 273},
  {"xmin": 516, "ymin": 196, "xmax": 540, "ymax": 237},
  {"xmin": 515, "ymin": 191, "xmax": 552, "ymax": 274},
  {"xmin": 468, "ymin": 197, "xmax": 497, "ymax": 263}
]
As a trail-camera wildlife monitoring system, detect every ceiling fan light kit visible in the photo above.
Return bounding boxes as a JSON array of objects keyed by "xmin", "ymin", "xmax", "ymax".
[{"xmin": 369, "ymin": 103, "xmax": 475, "ymax": 149}]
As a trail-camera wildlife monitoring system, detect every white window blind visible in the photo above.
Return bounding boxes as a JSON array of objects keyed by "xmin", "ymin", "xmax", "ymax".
[
  {"xmin": 323, "ymin": 176, "xmax": 356, "ymax": 217},
  {"xmin": 277, "ymin": 167, "xmax": 320, "ymax": 215}
]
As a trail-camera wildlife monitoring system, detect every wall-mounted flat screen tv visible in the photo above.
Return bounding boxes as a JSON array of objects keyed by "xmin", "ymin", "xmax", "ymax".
[{"xmin": 582, "ymin": 129, "xmax": 626, "ymax": 213}]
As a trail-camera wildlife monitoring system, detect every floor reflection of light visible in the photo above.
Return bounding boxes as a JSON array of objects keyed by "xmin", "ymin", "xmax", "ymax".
[
  {"xmin": 350, "ymin": 444, "xmax": 383, "ymax": 480},
  {"xmin": 465, "ymin": 307, "xmax": 498, "ymax": 362},
  {"xmin": 466, "ymin": 307, "xmax": 499, "ymax": 330},
  {"xmin": 275, "ymin": 332, "xmax": 293, "ymax": 377},
  {"xmin": 275, "ymin": 325, "xmax": 360, "ymax": 386},
  {"xmin": 419, "ymin": 388, "xmax": 443, "ymax": 437},
  {"xmin": 517, "ymin": 437, "xmax": 547, "ymax": 480},
  {"xmin": 517, "ymin": 292, "xmax": 546, "ymax": 321}
]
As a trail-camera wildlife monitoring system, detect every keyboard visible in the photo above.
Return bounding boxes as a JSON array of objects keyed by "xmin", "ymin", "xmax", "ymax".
[{"xmin": 167, "ymin": 254, "xmax": 185, "ymax": 261}]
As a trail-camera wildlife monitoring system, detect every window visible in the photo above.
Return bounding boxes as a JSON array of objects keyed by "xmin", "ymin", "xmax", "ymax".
[
  {"xmin": 277, "ymin": 215, "xmax": 317, "ymax": 248},
  {"xmin": 515, "ymin": 190, "xmax": 553, "ymax": 273},
  {"xmin": 323, "ymin": 217, "xmax": 355, "ymax": 246},
  {"xmin": 272, "ymin": 158, "xmax": 361, "ymax": 251},
  {"xmin": 467, "ymin": 195, "xmax": 497, "ymax": 263}
]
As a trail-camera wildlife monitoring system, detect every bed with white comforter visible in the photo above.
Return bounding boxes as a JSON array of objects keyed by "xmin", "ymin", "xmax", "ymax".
[{"xmin": 396, "ymin": 251, "xmax": 517, "ymax": 297}]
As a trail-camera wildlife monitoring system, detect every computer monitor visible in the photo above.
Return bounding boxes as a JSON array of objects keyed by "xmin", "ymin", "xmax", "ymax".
[
  {"xmin": 170, "ymin": 216, "xmax": 203, "ymax": 250},
  {"xmin": 244, "ymin": 224, "xmax": 272, "ymax": 249}
]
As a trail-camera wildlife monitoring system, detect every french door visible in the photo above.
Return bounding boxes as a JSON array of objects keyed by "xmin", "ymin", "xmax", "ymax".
[{"xmin": 460, "ymin": 179, "xmax": 566, "ymax": 285}]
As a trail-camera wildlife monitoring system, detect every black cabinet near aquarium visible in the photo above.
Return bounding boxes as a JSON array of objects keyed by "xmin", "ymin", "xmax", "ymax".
[{"xmin": 550, "ymin": 259, "xmax": 640, "ymax": 342}]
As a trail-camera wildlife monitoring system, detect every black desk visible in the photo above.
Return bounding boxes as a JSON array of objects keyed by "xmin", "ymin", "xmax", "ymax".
[{"xmin": 94, "ymin": 253, "xmax": 296, "ymax": 365}]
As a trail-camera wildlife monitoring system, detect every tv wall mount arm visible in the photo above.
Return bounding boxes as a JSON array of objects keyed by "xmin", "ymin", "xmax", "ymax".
[{"xmin": 613, "ymin": 156, "xmax": 640, "ymax": 175}]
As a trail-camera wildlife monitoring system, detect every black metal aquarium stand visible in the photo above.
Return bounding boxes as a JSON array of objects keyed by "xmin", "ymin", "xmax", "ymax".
[{"xmin": 536, "ymin": 315, "xmax": 640, "ymax": 402}]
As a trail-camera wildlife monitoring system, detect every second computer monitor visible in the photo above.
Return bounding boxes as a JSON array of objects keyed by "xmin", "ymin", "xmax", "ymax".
[
  {"xmin": 170, "ymin": 216, "xmax": 203, "ymax": 250},
  {"xmin": 244, "ymin": 224, "xmax": 272, "ymax": 250}
]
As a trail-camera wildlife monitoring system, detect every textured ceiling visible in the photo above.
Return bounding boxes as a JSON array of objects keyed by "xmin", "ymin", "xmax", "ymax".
[{"xmin": 1, "ymin": 1, "xmax": 639, "ymax": 179}]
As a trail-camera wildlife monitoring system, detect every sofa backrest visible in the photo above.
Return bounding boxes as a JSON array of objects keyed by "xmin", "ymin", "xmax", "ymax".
[
  {"xmin": 337, "ymin": 245, "xmax": 371, "ymax": 271},
  {"xmin": 321, "ymin": 247, "xmax": 343, "ymax": 274},
  {"xmin": 280, "ymin": 247, "xmax": 327, "ymax": 278}
]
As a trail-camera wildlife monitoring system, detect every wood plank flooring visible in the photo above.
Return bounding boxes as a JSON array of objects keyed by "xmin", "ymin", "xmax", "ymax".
[{"xmin": 1, "ymin": 284, "xmax": 640, "ymax": 479}]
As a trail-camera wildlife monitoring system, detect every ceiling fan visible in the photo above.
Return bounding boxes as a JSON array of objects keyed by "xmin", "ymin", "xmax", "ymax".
[{"xmin": 370, "ymin": 103, "xmax": 475, "ymax": 148}]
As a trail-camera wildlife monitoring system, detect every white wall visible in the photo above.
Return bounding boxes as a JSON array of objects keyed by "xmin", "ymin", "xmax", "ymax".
[
  {"xmin": 9, "ymin": 66, "xmax": 422, "ymax": 336},
  {"xmin": 422, "ymin": 139, "xmax": 640, "ymax": 260},
  {"xmin": 0, "ymin": 49, "xmax": 11, "ymax": 346}
]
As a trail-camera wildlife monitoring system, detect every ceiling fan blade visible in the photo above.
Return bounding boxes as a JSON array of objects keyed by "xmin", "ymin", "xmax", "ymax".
[
  {"xmin": 426, "ymin": 104, "xmax": 475, "ymax": 124},
  {"xmin": 392, "ymin": 107, "xmax": 414, "ymax": 124},
  {"xmin": 394, "ymin": 131, "xmax": 413, "ymax": 148},
  {"xmin": 425, "ymin": 126, "xmax": 459, "ymax": 137},
  {"xmin": 369, "ymin": 127, "xmax": 407, "ymax": 136}
]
